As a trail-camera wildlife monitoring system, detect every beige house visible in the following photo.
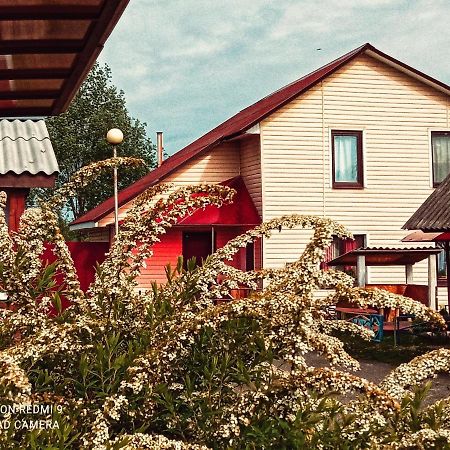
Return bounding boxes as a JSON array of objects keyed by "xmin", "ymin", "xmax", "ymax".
[{"xmin": 72, "ymin": 43, "xmax": 450, "ymax": 305}]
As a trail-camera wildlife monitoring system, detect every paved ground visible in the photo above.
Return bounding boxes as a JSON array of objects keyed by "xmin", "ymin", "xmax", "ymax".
[{"xmin": 305, "ymin": 353, "xmax": 450, "ymax": 405}]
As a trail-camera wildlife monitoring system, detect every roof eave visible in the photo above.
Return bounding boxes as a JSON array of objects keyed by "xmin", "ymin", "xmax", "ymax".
[
  {"xmin": 69, "ymin": 221, "xmax": 97, "ymax": 231},
  {"xmin": 365, "ymin": 47, "xmax": 450, "ymax": 96}
]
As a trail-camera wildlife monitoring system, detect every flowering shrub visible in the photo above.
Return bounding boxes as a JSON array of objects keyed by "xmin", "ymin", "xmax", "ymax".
[{"xmin": 0, "ymin": 158, "xmax": 448, "ymax": 449}]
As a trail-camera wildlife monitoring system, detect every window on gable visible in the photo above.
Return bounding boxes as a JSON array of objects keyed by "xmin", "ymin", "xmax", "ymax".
[
  {"xmin": 431, "ymin": 131, "xmax": 450, "ymax": 186},
  {"xmin": 332, "ymin": 130, "xmax": 363, "ymax": 189}
]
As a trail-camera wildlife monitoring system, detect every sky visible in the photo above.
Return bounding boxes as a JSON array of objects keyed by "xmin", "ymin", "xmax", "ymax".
[{"xmin": 99, "ymin": 0, "xmax": 450, "ymax": 155}]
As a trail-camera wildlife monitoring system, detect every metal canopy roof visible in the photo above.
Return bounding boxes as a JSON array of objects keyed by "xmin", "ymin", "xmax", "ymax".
[
  {"xmin": 177, "ymin": 176, "xmax": 261, "ymax": 227},
  {"xmin": 327, "ymin": 247, "xmax": 441, "ymax": 267},
  {"xmin": 0, "ymin": 0, "xmax": 129, "ymax": 118},
  {"xmin": 403, "ymin": 170, "xmax": 450, "ymax": 232}
]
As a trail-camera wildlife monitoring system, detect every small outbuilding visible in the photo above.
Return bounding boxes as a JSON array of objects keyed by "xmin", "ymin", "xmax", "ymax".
[{"xmin": 0, "ymin": 119, "xmax": 59, "ymax": 230}]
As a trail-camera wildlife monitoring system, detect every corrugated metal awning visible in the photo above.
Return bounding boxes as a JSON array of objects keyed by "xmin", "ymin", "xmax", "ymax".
[
  {"xmin": 0, "ymin": 119, "xmax": 58, "ymax": 175},
  {"xmin": 403, "ymin": 170, "xmax": 450, "ymax": 232}
]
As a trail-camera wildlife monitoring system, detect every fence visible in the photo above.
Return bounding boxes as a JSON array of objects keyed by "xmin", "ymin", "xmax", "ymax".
[{"xmin": 41, "ymin": 241, "xmax": 109, "ymax": 293}]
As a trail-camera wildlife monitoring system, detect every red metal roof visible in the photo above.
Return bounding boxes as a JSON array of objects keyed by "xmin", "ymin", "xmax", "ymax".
[
  {"xmin": 177, "ymin": 176, "xmax": 260, "ymax": 226},
  {"xmin": 72, "ymin": 43, "xmax": 450, "ymax": 227},
  {"xmin": 402, "ymin": 230, "xmax": 450, "ymax": 242}
]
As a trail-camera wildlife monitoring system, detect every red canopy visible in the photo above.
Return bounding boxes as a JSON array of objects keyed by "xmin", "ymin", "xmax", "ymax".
[
  {"xmin": 178, "ymin": 176, "xmax": 261, "ymax": 226},
  {"xmin": 402, "ymin": 230, "xmax": 450, "ymax": 242}
]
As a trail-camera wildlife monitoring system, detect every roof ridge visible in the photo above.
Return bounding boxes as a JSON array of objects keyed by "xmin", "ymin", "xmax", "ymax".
[
  {"xmin": 189, "ymin": 43, "xmax": 370, "ymax": 140},
  {"xmin": 72, "ymin": 42, "xmax": 449, "ymax": 227},
  {"xmin": 260, "ymin": 43, "xmax": 370, "ymax": 100}
]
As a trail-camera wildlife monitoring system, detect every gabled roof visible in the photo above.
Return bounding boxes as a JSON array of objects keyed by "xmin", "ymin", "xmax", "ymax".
[
  {"xmin": 403, "ymin": 172, "xmax": 450, "ymax": 231},
  {"xmin": 0, "ymin": 119, "xmax": 58, "ymax": 175},
  {"xmin": 72, "ymin": 42, "xmax": 450, "ymax": 227},
  {"xmin": 0, "ymin": 0, "xmax": 129, "ymax": 117}
]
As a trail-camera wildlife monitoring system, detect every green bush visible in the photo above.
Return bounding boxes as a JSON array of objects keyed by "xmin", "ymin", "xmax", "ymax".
[{"xmin": 0, "ymin": 160, "xmax": 448, "ymax": 449}]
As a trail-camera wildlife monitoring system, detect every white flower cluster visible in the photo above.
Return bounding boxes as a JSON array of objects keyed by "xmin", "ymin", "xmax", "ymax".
[
  {"xmin": 0, "ymin": 160, "xmax": 448, "ymax": 448},
  {"xmin": 114, "ymin": 433, "xmax": 210, "ymax": 449},
  {"xmin": 380, "ymin": 348, "xmax": 450, "ymax": 399}
]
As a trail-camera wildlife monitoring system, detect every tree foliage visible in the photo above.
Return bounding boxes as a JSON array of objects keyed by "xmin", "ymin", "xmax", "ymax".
[{"xmin": 38, "ymin": 63, "xmax": 155, "ymax": 220}]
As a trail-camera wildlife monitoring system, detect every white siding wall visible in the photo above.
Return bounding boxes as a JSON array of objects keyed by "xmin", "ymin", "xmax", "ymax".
[
  {"xmin": 261, "ymin": 54, "xmax": 449, "ymax": 306},
  {"xmin": 239, "ymin": 135, "xmax": 262, "ymax": 216}
]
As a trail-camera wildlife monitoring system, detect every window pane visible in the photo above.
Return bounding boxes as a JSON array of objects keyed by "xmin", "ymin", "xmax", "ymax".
[
  {"xmin": 437, "ymin": 242, "xmax": 447, "ymax": 278},
  {"xmin": 432, "ymin": 134, "xmax": 450, "ymax": 184},
  {"xmin": 334, "ymin": 135, "xmax": 358, "ymax": 182}
]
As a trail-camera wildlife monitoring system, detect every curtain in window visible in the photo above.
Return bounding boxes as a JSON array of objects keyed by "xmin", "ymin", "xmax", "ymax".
[
  {"xmin": 334, "ymin": 135, "xmax": 357, "ymax": 182},
  {"xmin": 433, "ymin": 135, "xmax": 450, "ymax": 184},
  {"xmin": 438, "ymin": 250, "xmax": 446, "ymax": 278}
]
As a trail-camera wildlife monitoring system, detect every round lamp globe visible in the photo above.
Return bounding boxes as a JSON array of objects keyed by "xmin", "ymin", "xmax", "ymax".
[{"xmin": 106, "ymin": 128, "xmax": 124, "ymax": 145}]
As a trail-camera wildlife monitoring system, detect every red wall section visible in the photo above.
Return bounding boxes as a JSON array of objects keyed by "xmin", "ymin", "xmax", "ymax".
[
  {"xmin": 8, "ymin": 190, "xmax": 27, "ymax": 232},
  {"xmin": 134, "ymin": 226, "xmax": 262, "ymax": 289},
  {"xmin": 215, "ymin": 227, "xmax": 245, "ymax": 269},
  {"xmin": 136, "ymin": 228, "xmax": 183, "ymax": 287},
  {"xmin": 42, "ymin": 242, "xmax": 109, "ymax": 293},
  {"xmin": 254, "ymin": 237, "xmax": 262, "ymax": 271},
  {"xmin": 215, "ymin": 227, "xmax": 262, "ymax": 271}
]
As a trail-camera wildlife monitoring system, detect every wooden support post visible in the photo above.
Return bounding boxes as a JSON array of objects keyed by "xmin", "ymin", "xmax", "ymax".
[
  {"xmin": 405, "ymin": 264, "xmax": 414, "ymax": 284},
  {"xmin": 356, "ymin": 255, "xmax": 366, "ymax": 287},
  {"xmin": 428, "ymin": 253, "xmax": 437, "ymax": 310},
  {"xmin": 7, "ymin": 189, "xmax": 28, "ymax": 232},
  {"xmin": 446, "ymin": 242, "xmax": 450, "ymax": 313}
]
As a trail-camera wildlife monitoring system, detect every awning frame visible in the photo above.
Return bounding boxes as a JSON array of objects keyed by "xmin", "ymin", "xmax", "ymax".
[
  {"xmin": 328, "ymin": 247, "xmax": 441, "ymax": 309},
  {"xmin": 0, "ymin": 0, "xmax": 129, "ymax": 117}
]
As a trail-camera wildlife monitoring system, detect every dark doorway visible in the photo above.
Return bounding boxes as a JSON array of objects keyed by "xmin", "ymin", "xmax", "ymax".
[
  {"xmin": 182, "ymin": 231, "xmax": 213, "ymax": 268},
  {"xmin": 246, "ymin": 241, "xmax": 255, "ymax": 271}
]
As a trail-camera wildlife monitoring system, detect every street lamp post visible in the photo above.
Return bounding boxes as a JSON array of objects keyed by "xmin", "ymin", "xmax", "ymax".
[{"xmin": 106, "ymin": 128, "xmax": 124, "ymax": 237}]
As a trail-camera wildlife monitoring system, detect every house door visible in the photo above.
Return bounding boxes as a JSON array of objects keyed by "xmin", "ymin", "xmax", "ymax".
[{"xmin": 182, "ymin": 231, "xmax": 213, "ymax": 268}]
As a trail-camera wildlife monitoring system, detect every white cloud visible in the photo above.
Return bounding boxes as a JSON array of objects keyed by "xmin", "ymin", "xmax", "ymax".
[{"xmin": 99, "ymin": 0, "xmax": 450, "ymax": 154}]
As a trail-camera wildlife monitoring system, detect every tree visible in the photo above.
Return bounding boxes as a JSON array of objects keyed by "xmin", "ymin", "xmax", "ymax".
[{"xmin": 36, "ymin": 62, "xmax": 155, "ymax": 220}]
